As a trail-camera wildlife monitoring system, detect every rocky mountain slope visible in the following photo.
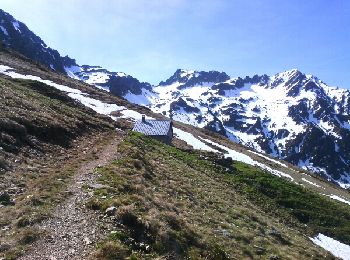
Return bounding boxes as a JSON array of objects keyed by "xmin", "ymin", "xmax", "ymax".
[
  {"xmin": 66, "ymin": 64, "xmax": 350, "ymax": 190},
  {"xmin": 1, "ymin": 48, "xmax": 350, "ymax": 259},
  {"xmin": 0, "ymin": 9, "xmax": 150, "ymax": 98},
  {"xmin": 1, "ymin": 8, "xmax": 349, "ymax": 189},
  {"xmin": 145, "ymin": 69, "xmax": 350, "ymax": 188}
]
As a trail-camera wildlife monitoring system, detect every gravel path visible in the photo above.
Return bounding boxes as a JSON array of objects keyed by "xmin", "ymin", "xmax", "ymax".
[{"xmin": 19, "ymin": 134, "xmax": 123, "ymax": 260}]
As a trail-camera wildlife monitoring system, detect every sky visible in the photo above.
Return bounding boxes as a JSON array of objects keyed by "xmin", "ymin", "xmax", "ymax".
[{"xmin": 1, "ymin": 0, "xmax": 350, "ymax": 87}]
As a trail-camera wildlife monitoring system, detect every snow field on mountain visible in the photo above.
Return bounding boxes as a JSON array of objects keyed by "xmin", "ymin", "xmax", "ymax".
[
  {"xmin": 124, "ymin": 89, "xmax": 155, "ymax": 106},
  {"xmin": 310, "ymin": 233, "xmax": 350, "ymax": 260},
  {"xmin": 64, "ymin": 65, "xmax": 82, "ymax": 79},
  {"xmin": 146, "ymin": 69, "xmax": 350, "ymax": 187}
]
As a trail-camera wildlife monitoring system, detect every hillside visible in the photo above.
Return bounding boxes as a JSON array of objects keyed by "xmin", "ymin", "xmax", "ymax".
[{"xmin": 1, "ymin": 48, "xmax": 350, "ymax": 259}]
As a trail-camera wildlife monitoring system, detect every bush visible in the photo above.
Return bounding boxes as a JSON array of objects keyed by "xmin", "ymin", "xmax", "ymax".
[{"xmin": 19, "ymin": 228, "xmax": 40, "ymax": 245}]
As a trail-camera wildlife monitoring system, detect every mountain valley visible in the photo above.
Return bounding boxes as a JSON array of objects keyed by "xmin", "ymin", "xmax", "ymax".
[{"xmin": 1, "ymin": 8, "xmax": 350, "ymax": 260}]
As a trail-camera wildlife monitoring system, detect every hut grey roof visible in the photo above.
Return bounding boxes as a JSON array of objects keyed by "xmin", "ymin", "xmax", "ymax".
[{"xmin": 133, "ymin": 119, "xmax": 172, "ymax": 136}]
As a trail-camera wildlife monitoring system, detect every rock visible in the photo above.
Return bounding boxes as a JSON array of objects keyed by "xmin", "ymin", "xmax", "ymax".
[
  {"xmin": 105, "ymin": 206, "xmax": 117, "ymax": 216},
  {"xmin": 269, "ymin": 255, "xmax": 280, "ymax": 260},
  {"xmin": 83, "ymin": 237, "xmax": 92, "ymax": 245},
  {"xmin": 253, "ymin": 245, "xmax": 265, "ymax": 255},
  {"xmin": 88, "ymin": 183, "xmax": 107, "ymax": 189}
]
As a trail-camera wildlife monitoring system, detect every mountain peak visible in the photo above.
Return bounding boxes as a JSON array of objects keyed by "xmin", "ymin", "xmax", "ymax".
[
  {"xmin": 274, "ymin": 68, "xmax": 304, "ymax": 79},
  {"xmin": 159, "ymin": 69, "xmax": 230, "ymax": 87}
]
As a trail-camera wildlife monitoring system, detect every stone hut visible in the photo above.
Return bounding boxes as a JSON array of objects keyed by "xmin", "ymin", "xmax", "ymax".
[{"xmin": 133, "ymin": 115, "xmax": 173, "ymax": 144}]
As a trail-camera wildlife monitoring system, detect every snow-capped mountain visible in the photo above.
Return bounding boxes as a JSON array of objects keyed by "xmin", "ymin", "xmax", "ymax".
[
  {"xmin": 144, "ymin": 69, "xmax": 350, "ymax": 187},
  {"xmin": 64, "ymin": 64, "xmax": 152, "ymax": 97},
  {"xmin": 1, "ymin": 8, "xmax": 350, "ymax": 188},
  {"xmin": 0, "ymin": 9, "xmax": 71, "ymax": 73}
]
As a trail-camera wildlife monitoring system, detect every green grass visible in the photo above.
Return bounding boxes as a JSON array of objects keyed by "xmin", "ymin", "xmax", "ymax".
[
  {"xmin": 226, "ymin": 161, "xmax": 350, "ymax": 244},
  {"xmin": 87, "ymin": 132, "xmax": 343, "ymax": 259}
]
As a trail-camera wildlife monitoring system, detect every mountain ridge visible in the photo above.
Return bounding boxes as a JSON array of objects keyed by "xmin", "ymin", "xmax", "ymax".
[{"xmin": 1, "ymin": 8, "xmax": 350, "ymax": 188}]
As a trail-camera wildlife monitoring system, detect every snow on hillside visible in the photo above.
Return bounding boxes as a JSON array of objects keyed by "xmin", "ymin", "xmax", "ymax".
[
  {"xmin": 65, "ymin": 65, "xmax": 128, "ymax": 93},
  {"xmin": 0, "ymin": 25, "xmax": 8, "ymax": 36},
  {"xmin": 173, "ymin": 128, "xmax": 218, "ymax": 153},
  {"xmin": 124, "ymin": 88, "xmax": 155, "ymax": 106},
  {"xmin": 325, "ymin": 194, "xmax": 350, "ymax": 206},
  {"xmin": 199, "ymin": 137, "xmax": 293, "ymax": 180},
  {"xmin": 310, "ymin": 233, "xmax": 350, "ymax": 260},
  {"xmin": 172, "ymin": 126, "xmax": 293, "ymax": 180},
  {"xmin": 0, "ymin": 65, "xmax": 131, "ymax": 120},
  {"xmin": 248, "ymin": 150, "xmax": 289, "ymax": 168},
  {"xmin": 64, "ymin": 65, "xmax": 82, "ymax": 79},
  {"xmin": 301, "ymin": 178, "xmax": 322, "ymax": 188}
]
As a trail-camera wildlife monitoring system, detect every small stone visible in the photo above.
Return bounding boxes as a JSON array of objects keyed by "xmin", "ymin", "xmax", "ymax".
[
  {"xmin": 84, "ymin": 237, "xmax": 92, "ymax": 245},
  {"xmin": 105, "ymin": 206, "xmax": 117, "ymax": 216},
  {"xmin": 88, "ymin": 183, "xmax": 107, "ymax": 189},
  {"xmin": 1, "ymin": 226, "xmax": 10, "ymax": 231}
]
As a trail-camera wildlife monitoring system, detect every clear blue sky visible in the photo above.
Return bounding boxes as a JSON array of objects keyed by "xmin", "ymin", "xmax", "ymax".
[{"xmin": 1, "ymin": 0, "xmax": 350, "ymax": 88}]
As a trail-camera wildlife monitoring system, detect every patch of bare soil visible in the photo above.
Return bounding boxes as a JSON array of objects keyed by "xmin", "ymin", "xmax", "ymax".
[{"xmin": 19, "ymin": 132, "xmax": 124, "ymax": 260}]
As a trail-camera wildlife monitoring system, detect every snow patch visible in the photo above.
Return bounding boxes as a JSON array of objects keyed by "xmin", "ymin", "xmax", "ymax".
[
  {"xmin": 248, "ymin": 150, "xmax": 289, "ymax": 168},
  {"xmin": 124, "ymin": 89, "xmax": 155, "ymax": 106},
  {"xmin": 0, "ymin": 25, "xmax": 8, "ymax": 36},
  {"xmin": 301, "ymin": 178, "xmax": 321, "ymax": 188},
  {"xmin": 325, "ymin": 194, "xmax": 350, "ymax": 206},
  {"xmin": 310, "ymin": 233, "xmax": 350, "ymax": 260},
  {"xmin": 64, "ymin": 66, "xmax": 82, "ymax": 79},
  {"xmin": 12, "ymin": 21, "xmax": 21, "ymax": 32},
  {"xmin": 173, "ymin": 128, "xmax": 218, "ymax": 153},
  {"xmin": 68, "ymin": 93, "xmax": 124, "ymax": 116},
  {"xmin": 200, "ymin": 137, "xmax": 293, "ymax": 180},
  {"xmin": 0, "ymin": 65, "xmax": 125, "ymax": 120}
]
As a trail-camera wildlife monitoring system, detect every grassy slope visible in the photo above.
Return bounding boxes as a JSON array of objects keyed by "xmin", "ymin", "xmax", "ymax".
[
  {"xmin": 0, "ymin": 74, "xmax": 117, "ymax": 259},
  {"xmin": 85, "ymin": 132, "xmax": 350, "ymax": 259},
  {"xmin": 0, "ymin": 48, "xmax": 165, "ymax": 259}
]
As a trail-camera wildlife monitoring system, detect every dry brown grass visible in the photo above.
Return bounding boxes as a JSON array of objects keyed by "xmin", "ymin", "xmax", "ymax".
[
  {"xmin": 85, "ymin": 133, "xmax": 338, "ymax": 259},
  {"xmin": 0, "ymin": 130, "xmax": 118, "ymax": 259}
]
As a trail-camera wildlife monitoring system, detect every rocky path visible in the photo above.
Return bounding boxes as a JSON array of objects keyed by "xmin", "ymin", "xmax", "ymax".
[{"xmin": 19, "ymin": 134, "xmax": 124, "ymax": 260}]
